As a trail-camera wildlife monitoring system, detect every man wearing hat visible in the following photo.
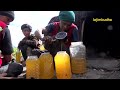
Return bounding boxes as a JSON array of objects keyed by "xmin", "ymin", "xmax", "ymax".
[
  {"xmin": 42, "ymin": 11, "xmax": 79, "ymax": 57},
  {"xmin": 0, "ymin": 11, "xmax": 15, "ymax": 66}
]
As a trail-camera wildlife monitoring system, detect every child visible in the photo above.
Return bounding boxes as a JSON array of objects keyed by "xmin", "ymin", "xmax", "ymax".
[{"xmin": 18, "ymin": 24, "xmax": 40, "ymax": 61}]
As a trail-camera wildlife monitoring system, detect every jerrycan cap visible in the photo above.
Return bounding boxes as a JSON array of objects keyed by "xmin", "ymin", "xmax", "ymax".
[
  {"xmin": 71, "ymin": 41, "xmax": 83, "ymax": 46},
  {"xmin": 55, "ymin": 32, "xmax": 67, "ymax": 40},
  {"xmin": 27, "ymin": 55, "xmax": 38, "ymax": 60},
  {"xmin": 42, "ymin": 50, "xmax": 49, "ymax": 53},
  {"xmin": 41, "ymin": 50, "xmax": 50, "ymax": 54},
  {"xmin": 57, "ymin": 51, "xmax": 66, "ymax": 54}
]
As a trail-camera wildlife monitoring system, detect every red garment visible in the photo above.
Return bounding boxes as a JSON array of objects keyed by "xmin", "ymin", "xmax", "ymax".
[
  {"xmin": 0, "ymin": 58, "xmax": 2, "ymax": 67},
  {"xmin": 0, "ymin": 21, "xmax": 7, "ymax": 67},
  {"xmin": 0, "ymin": 21, "xmax": 7, "ymax": 48},
  {"xmin": 0, "ymin": 21, "xmax": 6, "ymax": 30}
]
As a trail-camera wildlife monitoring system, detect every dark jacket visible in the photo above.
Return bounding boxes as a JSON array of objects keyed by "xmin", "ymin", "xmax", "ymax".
[
  {"xmin": 18, "ymin": 34, "xmax": 39, "ymax": 60},
  {"xmin": 0, "ymin": 27, "xmax": 13, "ymax": 55},
  {"xmin": 44, "ymin": 22, "xmax": 79, "ymax": 57}
]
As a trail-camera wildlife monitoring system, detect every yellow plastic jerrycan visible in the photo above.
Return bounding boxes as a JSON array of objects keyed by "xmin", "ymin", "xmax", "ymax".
[
  {"xmin": 54, "ymin": 51, "xmax": 72, "ymax": 79},
  {"xmin": 39, "ymin": 44, "xmax": 46, "ymax": 51},
  {"xmin": 16, "ymin": 48, "xmax": 21, "ymax": 63},
  {"xmin": 70, "ymin": 42, "xmax": 87, "ymax": 74},
  {"xmin": 26, "ymin": 56, "xmax": 39, "ymax": 79},
  {"xmin": 39, "ymin": 52, "xmax": 54, "ymax": 79}
]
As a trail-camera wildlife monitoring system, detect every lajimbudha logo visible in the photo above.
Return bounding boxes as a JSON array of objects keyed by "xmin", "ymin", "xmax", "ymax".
[{"xmin": 93, "ymin": 18, "xmax": 112, "ymax": 22}]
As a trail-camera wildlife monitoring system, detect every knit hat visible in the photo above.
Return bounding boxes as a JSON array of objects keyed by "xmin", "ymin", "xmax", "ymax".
[
  {"xmin": 0, "ymin": 11, "xmax": 15, "ymax": 21},
  {"xmin": 59, "ymin": 11, "xmax": 75, "ymax": 23}
]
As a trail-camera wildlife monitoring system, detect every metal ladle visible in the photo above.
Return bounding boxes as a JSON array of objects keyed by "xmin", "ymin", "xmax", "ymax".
[{"xmin": 55, "ymin": 32, "xmax": 67, "ymax": 51}]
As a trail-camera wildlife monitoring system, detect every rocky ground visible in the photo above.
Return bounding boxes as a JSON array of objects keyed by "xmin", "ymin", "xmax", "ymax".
[
  {"xmin": 72, "ymin": 58, "xmax": 120, "ymax": 79},
  {"xmin": 2, "ymin": 57, "xmax": 120, "ymax": 79},
  {"xmin": 71, "ymin": 50, "xmax": 120, "ymax": 79}
]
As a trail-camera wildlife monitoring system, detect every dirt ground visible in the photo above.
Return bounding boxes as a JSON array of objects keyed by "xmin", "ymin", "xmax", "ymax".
[{"xmin": 71, "ymin": 56, "xmax": 120, "ymax": 79}]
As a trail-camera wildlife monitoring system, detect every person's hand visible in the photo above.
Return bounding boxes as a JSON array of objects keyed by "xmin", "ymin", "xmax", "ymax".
[
  {"xmin": 44, "ymin": 36, "xmax": 53, "ymax": 44},
  {"xmin": 21, "ymin": 60, "xmax": 26, "ymax": 67},
  {"xmin": 42, "ymin": 28, "xmax": 48, "ymax": 36},
  {"xmin": 34, "ymin": 30, "xmax": 42, "ymax": 40}
]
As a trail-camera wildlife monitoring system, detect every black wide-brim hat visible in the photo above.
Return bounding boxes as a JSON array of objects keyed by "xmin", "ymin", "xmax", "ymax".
[{"xmin": 0, "ymin": 11, "xmax": 15, "ymax": 21}]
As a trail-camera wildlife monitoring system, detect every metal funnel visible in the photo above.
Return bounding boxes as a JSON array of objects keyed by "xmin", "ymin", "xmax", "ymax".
[{"xmin": 55, "ymin": 32, "xmax": 67, "ymax": 40}]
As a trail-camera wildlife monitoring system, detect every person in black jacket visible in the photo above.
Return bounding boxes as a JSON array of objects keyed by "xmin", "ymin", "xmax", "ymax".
[{"xmin": 0, "ymin": 11, "xmax": 15, "ymax": 66}]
